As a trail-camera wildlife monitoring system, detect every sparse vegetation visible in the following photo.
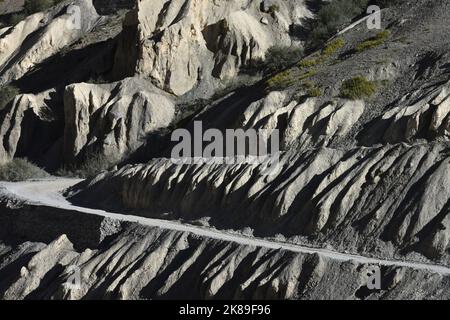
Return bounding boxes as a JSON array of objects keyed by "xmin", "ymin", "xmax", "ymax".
[
  {"xmin": 303, "ymin": 0, "xmax": 369, "ymax": 50},
  {"xmin": 246, "ymin": 46, "xmax": 303, "ymax": 76},
  {"xmin": 322, "ymin": 37, "xmax": 345, "ymax": 56},
  {"xmin": 263, "ymin": 24, "xmax": 346, "ymax": 91},
  {"xmin": 268, "ymin": 4, "xmax": 280, "ymax": 17},
  {"xmin": 24, "ymin": 0, "xmax": 64, "ymax": 15},
  {"xmin": 265, "ymin": 39, "xmax": 340, "ymax": 90},
  {"xmin": 303, "ymin": 81, "xmax": 322, "ymax": 97},
  {"xmin": 298, "ymin": 58, "xmax": 319, "ymax": 69},
  {"xmin": 0, "ymin": 85, "xmax": 20, "ymax": 111},
  {"xmin": 356, "ymin": 30, "xmax": 390, "ymax": 52},
  {"xmin": 266, "ymin": 70, "xmax": 295, "ymax": 88},
  {"xmin": 0, "ymin": 158, "xmax": 49, "ymax": 182},
  {"xmin": 298, "ymin": 69, "xmax": 317, "ymax": 81},
  {"xmin": 340, "ymin": 76, "xmax": 377, "ymax": 99},
  {"xmin": 57, "ymin": 151, "xmax": 116, "ymax": 178},
  {"xmin": 266, "ymin": 68, "xmax": 318, "ymax": 89},
  {"xmin": 8, "ymin": 13, "xmax": 26, "ymax": 25}
]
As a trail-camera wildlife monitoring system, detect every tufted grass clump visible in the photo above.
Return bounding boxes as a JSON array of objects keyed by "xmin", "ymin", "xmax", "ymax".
[
  {"xmin": 298, "ymin": 58, "xmax": 319, "ymax": 68},
  {"xmin": 322, "ymin": 37, "xmax": 345, "ymax": 56},
  {"xmin": 0, "ymin": 85, "xmax": 20, "ymax": 111},
  {"xmin": 340, "ymin": 76, "xmax": 376, "ymax": 99},
  {"xmin": 300, "ymin": 81, "xmax": 322, "ymax": 97},
  {"xmin": 356, "ymin": 30, "xmax": 390, "ymax": 52},
  {"xmin": 266, "ymin": 70, "xmax": 295, "ymax": 88},
  {"xmin": 268, "ymin": 4, "xmax": 280, "ymax": 16},
  {"xmin": 298, "ymin": 69, "xmax": 317, "ymax": 81},
  {"xmin": 0, "ymin": 158, "xmax": 49, "ymax": 182}
]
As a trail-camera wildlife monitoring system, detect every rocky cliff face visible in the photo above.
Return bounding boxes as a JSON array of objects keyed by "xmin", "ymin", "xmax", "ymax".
[
  {"xmin": 63, "ymin": 78, "xmax": 175, "ymax": 166},
  {"xmin": 112, "ymin": 0, "xmax": 309, "ymax": 96},
  {"xmin": 0, "ymin": 0, "xmax": 100, "ymax": 85},
  {"xmin": 0, "ymin": 77, "xmax": 174, "ymax": 168}
]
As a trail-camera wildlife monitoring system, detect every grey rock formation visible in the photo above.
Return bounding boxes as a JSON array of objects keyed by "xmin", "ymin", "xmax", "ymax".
[
  {"xmin": 63, "ymin": 78, "xmax": 175, "ymax": 165},
  {"xmin": 112, "ymin": 0, "xmax": 309, "ymax": 96},
  {"xmin": 0, "ymin": 78, "xmax": 175, "ymax": 168},
  {"xmin": 0, "ymin": 90, "xmax": 57, "ymax": 164},
  {"xmin": 378, "ymin": 81, "xmax": 450, "ymax": 143},
  {"xmin": 0, "ymin": 0, "xmax": 100, "ymax": 85}
]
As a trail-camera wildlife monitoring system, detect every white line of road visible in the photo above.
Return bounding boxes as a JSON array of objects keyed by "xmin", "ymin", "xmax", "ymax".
[{"xmin": 1, "ymin": 178, "xmax": 450, "ymax": 275}]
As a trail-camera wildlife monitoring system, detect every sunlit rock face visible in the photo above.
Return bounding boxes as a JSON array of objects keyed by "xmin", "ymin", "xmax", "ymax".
[
  {"xmin": 112, "ymin": 0, "xmax": 310, "ymax": 96},
  {"xmin": 0, "ymin": 0, "xmax": 100, "ymax": 86}
]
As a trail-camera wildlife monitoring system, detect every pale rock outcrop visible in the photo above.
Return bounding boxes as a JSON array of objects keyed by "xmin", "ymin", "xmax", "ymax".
[
  {"xmin": 284, "ymin": 99, "xmax": 365, "ymax": 148},
  {"xmin": 3, "ymin": 235, "xmax": 78, "ymax": 300},
  {"xmin": 0, "ymin": 0, "xmax": 101, "ymax": 85},
  {"xmin": 113, "ymin": 0, "xmax": 310, "ymax": 96},
  {"xmin": 195, "ymin": 89, "xmax": 364, "ymax": 149},
  {"xmin": 63, "ymin": 77, "xmax": 175, "ymax": 165},
  {"xmin": 0, "ymin": 77, "xmax": 176, "ymax": 167},
  {"xmin": 0, "ymin": 90, "xmax": 56, "ymax": 164},
  {"xmin": 380, "ymin": 81, "xmax": 450, "ymax": 142}
]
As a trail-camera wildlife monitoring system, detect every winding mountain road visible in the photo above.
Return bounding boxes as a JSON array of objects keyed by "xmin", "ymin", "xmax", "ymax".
[{"xmin": 1, "ymin": 178, "xmax": 450, "ymax": 275}]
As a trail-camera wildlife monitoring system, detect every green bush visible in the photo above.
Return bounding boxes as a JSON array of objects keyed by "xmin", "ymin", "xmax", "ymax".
[
  {"xmin": 356, "ymin": 30, "xmax": 390, "ymax": 52},
  {"xmin": 8, "ymin": 13, "xmax": 26, "ymax": 25},
  {"xmin": 24, "ymin": 0, "xmax": 64, "ymax": 15},
  {"xmin": 57, "ymin": 151, "xmax": 116, "ymax": 178},
  {"xmin": 305, "ymin": 0, "xmax": 369, "ymax": 49},
  {"xmin": 266, "ymin": 70, "xmax": 295, "ymax": 88},
  {"xmin": 248, "ymin": 46, "xmax": 303, "ymax": 76},
  {"xmin": 0, "ymin": 85, "xmax": 20, "ymax": 111},
  {"xmin": 373, "ymin": 0, "xmax": 405, "ymax": 8},
  {"xmin": 307, "ymin": 87, "xmax": 321, "ymax": 97},
  {"xmin": 0, "ymin": 158, "xmax": 49, "ymax": 182},
  {"xmin": 322, "ymin": 37, "xmax": 345, "ymax": 56},
  {"xmin": 340, "ymin": 76, "xmax": 376, "ymax": 99}
]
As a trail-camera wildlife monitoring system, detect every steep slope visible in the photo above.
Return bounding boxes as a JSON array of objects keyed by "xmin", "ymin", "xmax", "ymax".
[
  {"xmin": 0, "ymin": 0, "xmax": 310, "ymax": 170},
  {"xmin": 1, "ymin": 185, "xmax": 449, "ymax": 300},
  {"xmin": 69, "ymin": 143, "xmax": 450, "ymax": 263},
  {"xmin": 69, "ymin": 0, "xmax": 450, "ymax": 269},
  {"xmin": 2, "ymin": 229, "xmax": 449, "ymax": 300}
]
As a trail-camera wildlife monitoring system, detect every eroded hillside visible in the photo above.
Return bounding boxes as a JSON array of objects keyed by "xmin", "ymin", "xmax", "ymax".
[{"xmin": 0, "ymin": 0, "xmax": 450, "ymax": 300}]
